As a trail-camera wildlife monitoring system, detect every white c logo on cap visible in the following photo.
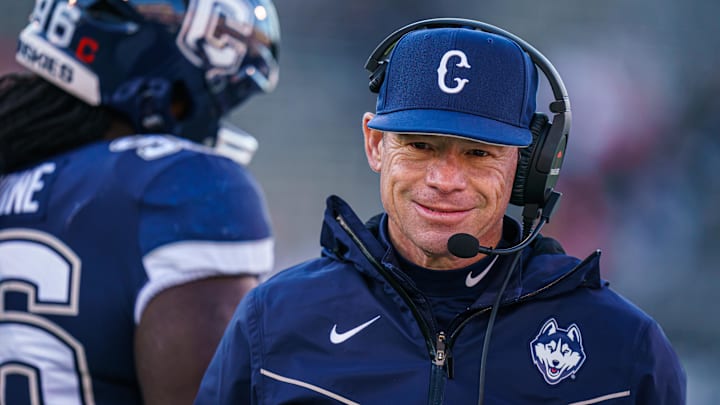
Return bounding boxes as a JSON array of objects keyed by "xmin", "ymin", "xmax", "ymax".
[{"xmin": 437, "ymin": 50, "xmax": 471, "ymax": 94}]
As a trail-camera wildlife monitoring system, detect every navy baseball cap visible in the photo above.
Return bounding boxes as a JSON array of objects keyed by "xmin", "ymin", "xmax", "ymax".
[{"xmin": 367, "ymin": 27, "xmax": 538, "ymax": 147}]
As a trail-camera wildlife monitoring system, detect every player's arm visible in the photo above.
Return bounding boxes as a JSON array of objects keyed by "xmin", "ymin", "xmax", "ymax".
[
  {"xmin": 132, "ymin": 151, "xmax": 274, "ymax": 404},
  {"xmin": 135, "ymin": 275, "xmax": 257, "ymax": 405},
  {"xmin": 194, "ymin": 286, "xmax": 259, "ymax": 404}
]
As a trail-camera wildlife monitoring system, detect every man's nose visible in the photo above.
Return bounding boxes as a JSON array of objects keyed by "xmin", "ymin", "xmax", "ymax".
[{"xmin": 425, "ymin": 154, "xmax": 467, "ymax": 193}]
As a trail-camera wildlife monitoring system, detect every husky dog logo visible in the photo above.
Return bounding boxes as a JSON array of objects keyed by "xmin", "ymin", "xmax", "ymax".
[{"xmin": 530, "ymin": 318, "xmax": 586, "ymax": 385}]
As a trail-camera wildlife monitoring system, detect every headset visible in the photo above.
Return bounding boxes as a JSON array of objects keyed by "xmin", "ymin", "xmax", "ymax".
[{"xmin": 364, "ymin": 18, "xmax": 571, "ymax": 230}]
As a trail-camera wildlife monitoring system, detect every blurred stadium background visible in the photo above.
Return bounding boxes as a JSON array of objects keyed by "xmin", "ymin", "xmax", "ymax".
[{"xmin": 2, "ymin": 1, "xmax": 718, "ymax": 403}]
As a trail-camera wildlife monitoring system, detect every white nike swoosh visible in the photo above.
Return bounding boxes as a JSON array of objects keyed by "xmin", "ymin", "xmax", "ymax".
[
  {"xmin": 465, "ymin": 255, "xmax": 499, "ymax": 287},
  {"xmin": 330, "ymin": 315, "xmax": 381, "ymax": 344}
]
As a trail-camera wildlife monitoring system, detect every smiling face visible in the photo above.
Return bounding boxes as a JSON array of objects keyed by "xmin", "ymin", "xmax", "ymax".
[{"xmin": 363, "ymin": 113, "xmax": 519, "ymax": 270}]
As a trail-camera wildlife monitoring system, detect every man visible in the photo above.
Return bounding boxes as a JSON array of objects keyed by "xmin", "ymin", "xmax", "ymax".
[
  {"xmin": 195, "ymin": 19, "xmax": 686, "ymax": 404},
  {"xmin": 0, "ymin": 0, "xmax": 280, "ymax": 403}
]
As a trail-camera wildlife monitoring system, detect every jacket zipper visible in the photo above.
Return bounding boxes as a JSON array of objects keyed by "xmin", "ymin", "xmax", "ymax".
[
  {"xmin": 429, "ymin": 332, "xmax": 448, "ymax": 405},
  {"xmin": 335, "ymin": 214, "xmax": 447, "ymax": 404}
]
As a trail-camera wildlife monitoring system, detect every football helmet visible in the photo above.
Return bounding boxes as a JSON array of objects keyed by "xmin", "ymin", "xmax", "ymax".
[{"xmin": 16, "ymin": 0, "xmax": 280, "ymax": 144}]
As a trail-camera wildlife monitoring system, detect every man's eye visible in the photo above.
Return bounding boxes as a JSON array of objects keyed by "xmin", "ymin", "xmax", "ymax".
[
  {"xmin": 410, "ymin": 142, "xmax": 431, "ymax": 150},
  {"xmin": 469, "ymin": 149, "xmax": 489, "ymax": 157}
]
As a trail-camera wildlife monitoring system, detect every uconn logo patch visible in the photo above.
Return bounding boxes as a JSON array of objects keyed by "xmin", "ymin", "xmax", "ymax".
[
  {"xmin": 530, "ymin": 318, "xmax": 586, "ymax": 385},
  {"xmin": 436, "ymin": 50, "xmax": 470, "ymax": 94}
]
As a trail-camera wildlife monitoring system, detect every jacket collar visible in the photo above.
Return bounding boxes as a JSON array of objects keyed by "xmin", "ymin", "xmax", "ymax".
[{"xmin": 320, "ymin": 195, "xmax": 604, "ymax": 305}]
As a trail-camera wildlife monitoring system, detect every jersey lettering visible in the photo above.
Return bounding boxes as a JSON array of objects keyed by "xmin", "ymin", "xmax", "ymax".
[{"xmin": 0, "ymin": 163, "xmax": 56, "ymax": 216}]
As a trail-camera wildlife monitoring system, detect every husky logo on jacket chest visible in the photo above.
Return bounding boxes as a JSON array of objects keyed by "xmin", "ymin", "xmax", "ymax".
[{"xmin": 530, "ymin": 318, "xmax": 586, "ymax": 385}]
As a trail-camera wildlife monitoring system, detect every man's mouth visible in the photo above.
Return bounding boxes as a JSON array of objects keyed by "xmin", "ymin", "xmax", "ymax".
[
  {"xmin": 416, "ymin": 202, "xmax": 471, "ymax": 214},
  {"xmin": 414, "ymin": 202, "xmax": 473, "ymax": 223}
]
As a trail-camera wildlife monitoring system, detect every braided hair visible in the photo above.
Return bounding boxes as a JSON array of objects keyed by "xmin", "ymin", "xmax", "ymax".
[{"xmin": 0, "ymin": 72, "xmax": 112, "ymax": 174}]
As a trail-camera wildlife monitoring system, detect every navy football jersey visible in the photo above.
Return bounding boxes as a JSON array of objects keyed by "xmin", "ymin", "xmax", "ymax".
[{"xmin": 0, "ymin": 135, "xmax": 273, "ymax": 404}]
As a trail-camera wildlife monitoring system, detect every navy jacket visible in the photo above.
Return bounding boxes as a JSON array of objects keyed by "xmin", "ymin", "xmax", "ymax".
[{"xmin": 196, "ymin": 195, "xmax": 686, "ymax": 404}]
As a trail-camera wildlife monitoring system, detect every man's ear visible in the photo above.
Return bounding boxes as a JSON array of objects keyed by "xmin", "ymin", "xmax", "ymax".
[{"xmin": 363, "ymin": 112, "xmax": 383, "ymax": 173}]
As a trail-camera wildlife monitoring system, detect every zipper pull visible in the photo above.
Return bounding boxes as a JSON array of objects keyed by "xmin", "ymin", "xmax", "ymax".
[{"xmin": 433, "ymin": 332, "xmax": 447, "ymax": 367}]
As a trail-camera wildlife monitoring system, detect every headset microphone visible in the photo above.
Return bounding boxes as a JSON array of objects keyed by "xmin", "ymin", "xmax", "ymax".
[
  {"xmin": 447, "ymin": 190, "xmax": 562, "ymax": 259},
  {"xmin": 447, "ymin": 233, "xmax": 481, "ymax": 258}
]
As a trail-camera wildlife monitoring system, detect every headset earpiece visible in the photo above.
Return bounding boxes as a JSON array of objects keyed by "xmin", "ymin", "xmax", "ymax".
[
  {"xmin": 522, "ymin": 110, "xmax": 569, "ymax": 207},
  {"xmin": 511, "ymin": 113, "xmax": 548, "ymax": 206},
  {"xmin": 368, "ymin": 63, "xmax": 386, "ymax": 93}
]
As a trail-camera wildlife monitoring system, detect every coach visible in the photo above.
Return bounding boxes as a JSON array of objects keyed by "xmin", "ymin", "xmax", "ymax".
[{"xmin": 195, "ymin": 19, "xmax": 686, "ymax": 405}]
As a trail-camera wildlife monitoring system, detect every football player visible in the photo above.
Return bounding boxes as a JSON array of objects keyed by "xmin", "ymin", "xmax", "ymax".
[{"xmin": 0, "ymin": 0, "xmax": 280, "ymax": 403}]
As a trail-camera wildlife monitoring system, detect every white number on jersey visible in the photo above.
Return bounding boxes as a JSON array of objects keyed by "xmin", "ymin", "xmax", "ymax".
[{"xmin": 0, "ymin": 229, "xmax": 95, "ymax": 405}]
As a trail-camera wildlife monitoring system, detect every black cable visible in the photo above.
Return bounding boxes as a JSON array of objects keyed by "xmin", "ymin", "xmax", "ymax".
[{"xmin": 477, "ymin": 249, "xmax": 523, "ymax": 405}]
